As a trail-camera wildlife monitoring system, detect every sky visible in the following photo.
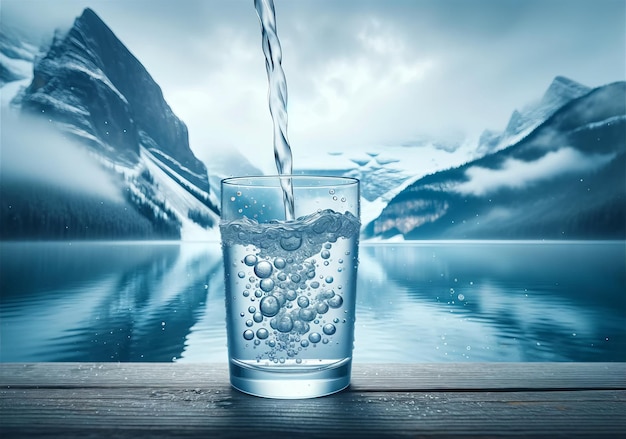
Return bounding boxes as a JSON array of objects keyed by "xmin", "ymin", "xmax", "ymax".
[{"xmin": 2, "ymin": 0, "xmax": 625, "ymax": 174}]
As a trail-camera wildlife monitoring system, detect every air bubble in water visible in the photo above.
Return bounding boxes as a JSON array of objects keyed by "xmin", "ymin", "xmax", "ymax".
[
  {"xmin": 299, "ymin": 308, "xmax": 316, "ymax": 322},
  {"xmin": 321, "ymin": 250, "xmax": 331, "ymax": 259},
  {"xmin": 260, "ymin": 295, "xmax": 280, "ymax": 317},
  {"xmin": 280, "ymin": 235, "xmax": 302, "ymax": 251},
  {"xmin": 244, "ymin": 254, "xmax": 257, "ymax": 266},
  {"xmin": 297, "ymin": 296, "xmax": 309, "ymax": 308},
  {"xmin": 308, "ymin": 332, "xmax": 321, "ymax": 343},
  {"xmin": 256, "ymin": 328, "xmax": 269, "ymax": 339},
  {"xmin": 253, "ymin": 311, "xmax": 264, "ymax": 323},
  {"xmin": 260, "ymin": 278, "xmax": 275, "ymax": 292},
  {"xmin": 274, "ymin": 257, "xmax": 286, "ymax": 269},
  {"xmin": 254, "ymin": 261, "xmax": 273, "ymax": 278},
  {"xmin": 323, "ymin": 323, "xmax": 336, "ymax": 335},
  {"xmin": 328, "ymin": 294, "xmax": 343, "ymax": 308},
  {"xmin": 237, "ymin": 271, "xmax": 245, "ymax": 278},
  {"xmin": 243, "ymin": 330, "xmax": 254, "ymax": 340},
  {"xmin": 277, "ymin": 316, "xmax": 294, "ymax": 333},
  {"xmin": 316, "ymin": 301, "xmax": 329, "ymax": 314},
  {"xmin": 293, "ymin": 320, "xmax": 310, "ymax": 334}
]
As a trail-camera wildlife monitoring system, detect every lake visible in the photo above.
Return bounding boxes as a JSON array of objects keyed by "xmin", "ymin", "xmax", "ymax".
[{"xmin": 1, "ymin": 241, "xmax": 624, "ymax": 363}]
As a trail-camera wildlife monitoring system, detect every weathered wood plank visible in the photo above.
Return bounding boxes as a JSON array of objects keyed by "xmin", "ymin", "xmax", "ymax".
[
  {"xmin": 1, "ymin": 387, "xmax": 625, "ymax": 438},
  {"xmin": 2, "ymin": 363, "xmax": 625, "ymax": 438},
  {"xmin": 1, "ymin": 362, "xmax": 625, "ymax": 391}
]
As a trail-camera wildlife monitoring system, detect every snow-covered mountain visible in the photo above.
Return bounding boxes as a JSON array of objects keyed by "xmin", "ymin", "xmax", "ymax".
[
  {"xmin": 1, "ymin": 9, "xmax": 219, "ymax": 240},
  {"xmin": 1, "ymin": 8, "xmax": 621, "ymax": 241},
  {"xmin": 477, "ymin": 76, "xmax": 592, "ymax": 156},
  {"xmin": 364, "ymin": 81, "xmax": 626, "ymax": 240}
]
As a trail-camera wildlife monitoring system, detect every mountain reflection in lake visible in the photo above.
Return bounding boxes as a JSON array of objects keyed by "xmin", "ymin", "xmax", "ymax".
[{"xmin": 1, "ymin": 241, "xmax": 624, "ymax": 363}]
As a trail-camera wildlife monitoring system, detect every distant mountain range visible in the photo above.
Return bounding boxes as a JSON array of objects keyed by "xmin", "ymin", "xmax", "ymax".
[
  {"xmin": 364, "ymin": 81, "xmax": 626, "ymax": 239},
  {"xmin": 1, "ymin": 8, "xmax": 623, "ymax": 240},
  {"xmin": 1, "ymin": 8, "xmax": 219, "ymax": 240}
]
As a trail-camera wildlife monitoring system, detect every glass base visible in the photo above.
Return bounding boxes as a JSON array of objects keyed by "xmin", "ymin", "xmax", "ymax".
[{"xmin": 229, "ymin": 357, "xmax": 352, "ymax": 399}]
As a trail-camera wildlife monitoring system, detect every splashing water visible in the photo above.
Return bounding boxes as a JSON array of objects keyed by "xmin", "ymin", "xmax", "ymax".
[{"xmin": 254, "ymin": 0, "xmax": 295, "ymax": 221}]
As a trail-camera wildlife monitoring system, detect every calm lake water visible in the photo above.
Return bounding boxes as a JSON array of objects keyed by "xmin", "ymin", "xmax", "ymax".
[{"xmin": 1, "ymin": 241, "xmax": 624, "ymax": 363}]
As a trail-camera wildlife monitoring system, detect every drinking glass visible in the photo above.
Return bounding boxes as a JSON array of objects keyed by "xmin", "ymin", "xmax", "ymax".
[{"xmin": 220, "ymin": 175, "xmax": 360, "ymax": 398}]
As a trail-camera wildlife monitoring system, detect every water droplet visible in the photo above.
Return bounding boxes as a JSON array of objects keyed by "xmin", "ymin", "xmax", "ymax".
[
  {"xmin": 254, "ymin": 261, "xmax": 273, "ymax": 278},
  {"xmin": 230, "ymin": 196, "xmax": 236, "ymax": 202},
  {"xmin": 309, "ymin": 332, "xmax": 322, "ymax": 343},
  {"xmin": 243, "ymin": 330, "xmax": 254, "ymax": 340},
  {"xmin": 244, "ymin": 254, "xmax": 257, "ymax": 266},
  {"xmin": 325, "ymin": 276, "xmax": 334, "ymax": 284},
  {"xmin": 328, "ymin": 295, "xmax": 343, "ymax": 308},
  {"xmin": 457, "ymin": 293, "xmax": 465, "ymax": 301},
  {"xmin": 260, "ymin": 295, "xmax": 280, "ymax": 317},
  {"xmin": 329, "ymin": 189, "xmax": 335, "ymax": 195},
  {"xmin": 237, "ymin": 271, "xmax": 245, "ymax": 278},
  {"xmin": 323, "ymin": 323, "xmax": 336, "ymax": 335},
  {"xmin": 256, "ymin": 328, "xmax": 269, "ymax": 339}
]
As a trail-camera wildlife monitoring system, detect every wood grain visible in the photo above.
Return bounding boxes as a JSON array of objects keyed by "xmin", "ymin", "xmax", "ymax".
[{"xmin": 1, "ymin": 363, "xmax": 625, "ymax": 438}]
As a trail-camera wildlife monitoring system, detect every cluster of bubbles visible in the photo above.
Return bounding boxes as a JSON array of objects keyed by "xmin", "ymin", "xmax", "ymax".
[
  {"xmin": 222, "ymin": 209, "xmax": 360, "ymax": 362},
  {"xmin": 237, "ymin": 245, "xmax": 348, "ymax": 362}
]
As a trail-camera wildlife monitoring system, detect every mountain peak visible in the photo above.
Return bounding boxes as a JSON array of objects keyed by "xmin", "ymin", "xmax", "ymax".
[
  {"xmin": 541, "ymin": 76, "xmax": 591, "ymax": 106},
  {"xmin": 19, "ymin": 7, "xmax": 209, "ymax": 190}
]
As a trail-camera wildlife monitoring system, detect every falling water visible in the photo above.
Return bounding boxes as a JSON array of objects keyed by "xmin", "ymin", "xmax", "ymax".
[{"xmin": 254, "ymin": 0, "xmax": 295, "ymax": 221}]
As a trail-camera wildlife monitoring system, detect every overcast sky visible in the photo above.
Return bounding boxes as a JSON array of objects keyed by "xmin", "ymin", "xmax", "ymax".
[{"xmin": 2, "ymin": 0, "xmax": 625, "ymax": 173}]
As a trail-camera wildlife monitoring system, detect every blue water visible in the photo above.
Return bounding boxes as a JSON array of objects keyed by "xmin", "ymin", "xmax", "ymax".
[{"xmin": 1, "ymin": 241, "xmax": 624, "ymax": 363}]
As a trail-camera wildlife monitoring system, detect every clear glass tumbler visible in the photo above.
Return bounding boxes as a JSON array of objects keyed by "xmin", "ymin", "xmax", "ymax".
[{"xmin": 220, "ymin": 175, "xmax": 360, "ymax": 398}]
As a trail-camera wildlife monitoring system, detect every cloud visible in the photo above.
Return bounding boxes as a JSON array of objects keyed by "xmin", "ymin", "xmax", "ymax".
[
  {"xmin": 454, "ymin": 147, "xmax": 615, "ymax": 197},
  {"xmin": 2, "ymin": 0, "xmax": 624, "ymax": 169},
  {"xmin": 0, "ymin": 112, "xmax": 123, "ymax": 201}
]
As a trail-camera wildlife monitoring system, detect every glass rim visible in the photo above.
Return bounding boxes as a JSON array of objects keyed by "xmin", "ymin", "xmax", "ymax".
[{"xmin": 221, "ymin": 175, "xmax": 359, "ymax": 188}]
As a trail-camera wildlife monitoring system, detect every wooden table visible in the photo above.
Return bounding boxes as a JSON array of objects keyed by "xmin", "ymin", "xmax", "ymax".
[{"xmin": 1, "ymin": 363, "xmax": 625, "ymax": 438}]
